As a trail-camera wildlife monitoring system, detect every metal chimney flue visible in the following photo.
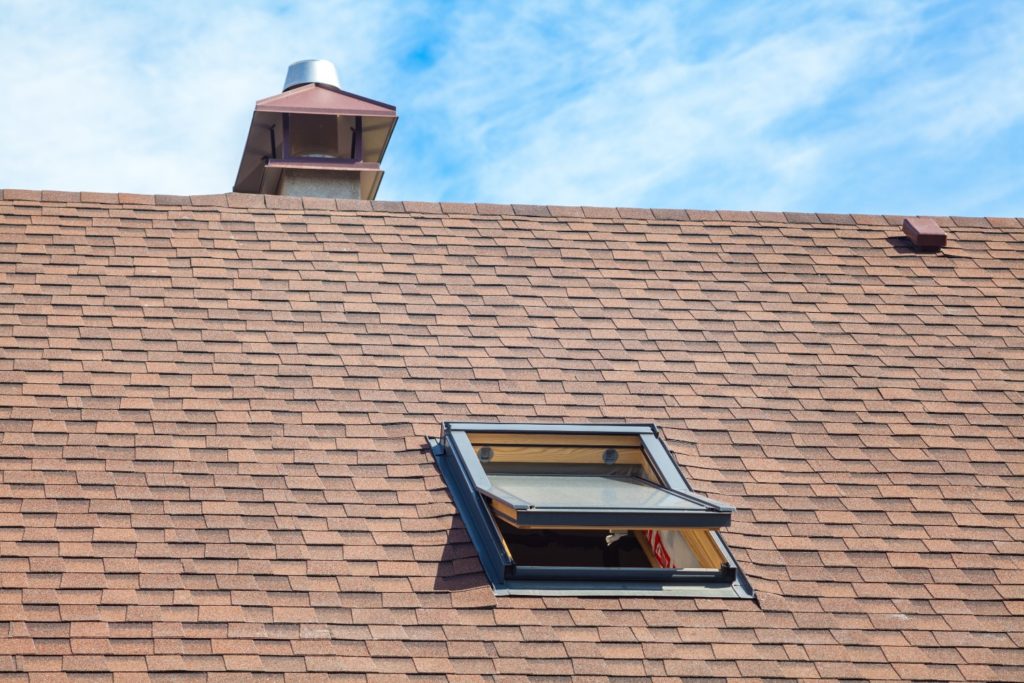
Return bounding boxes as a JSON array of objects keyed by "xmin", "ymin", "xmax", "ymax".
[{"xmin": 283, "ymin": 59, "xmax": 341, "ymax": 92}]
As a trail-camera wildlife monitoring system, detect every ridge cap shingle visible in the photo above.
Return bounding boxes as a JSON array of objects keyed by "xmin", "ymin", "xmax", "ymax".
[{"xmin": 1, "ymin": 188, "xmax": 1022, "ymax": 229}]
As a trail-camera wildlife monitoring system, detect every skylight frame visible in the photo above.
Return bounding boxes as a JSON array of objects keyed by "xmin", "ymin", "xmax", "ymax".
[
  {"xmin": 482, "ymin": 472, "xmax": 733, "ymax": 529},
  {"xmin": 431, "ymin": 422, "xmax": 755, "ymax": 598}
]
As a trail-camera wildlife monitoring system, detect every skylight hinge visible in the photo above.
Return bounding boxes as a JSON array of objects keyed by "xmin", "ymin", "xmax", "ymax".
[{"xmin": 427, "ymin": 437, "xmax": 446, "ymax": 458}]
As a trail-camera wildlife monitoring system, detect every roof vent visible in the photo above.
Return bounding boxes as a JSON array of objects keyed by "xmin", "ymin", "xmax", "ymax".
[
  {"xmin": 902, "ymin": 217, "xmax": 947, "ymax": 252},
  {"xmin": 283, "ymin": 59, "xmax": 341, "ymax": 92}
]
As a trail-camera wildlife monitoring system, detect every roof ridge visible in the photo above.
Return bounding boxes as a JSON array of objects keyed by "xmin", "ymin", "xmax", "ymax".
[{"xmin": 1, "ymin": 188, "xmax": 1021, "ymax": 228}]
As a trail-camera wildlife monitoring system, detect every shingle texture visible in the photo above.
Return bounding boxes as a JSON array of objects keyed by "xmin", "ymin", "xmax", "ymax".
[{"xmin": 1, "ymin": 190, "xmax": 1023, "ymax": 681}]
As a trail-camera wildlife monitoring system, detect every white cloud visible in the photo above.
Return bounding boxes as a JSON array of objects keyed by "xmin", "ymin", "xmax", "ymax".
[
  {"xmin": 850, "ymin": 4, "xmax": 1024, "ymax": 145},
  {"xmin": 0, "ymin": 1, "xmax": 410, "ymax": 194},
  {"xmin": 402, "ymin": 2, "xmax": 921, "ymax": 208}
]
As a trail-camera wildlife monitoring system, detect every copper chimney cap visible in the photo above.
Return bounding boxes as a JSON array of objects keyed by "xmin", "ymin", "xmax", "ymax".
[{"xmin": 284, "ymin": 59, "xmax": 341, "ymax": 92}]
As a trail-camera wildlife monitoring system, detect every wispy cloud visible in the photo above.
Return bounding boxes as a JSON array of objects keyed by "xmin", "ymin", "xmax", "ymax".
[
  {"xmin": 0, "ymin": 1, "xmax": 1021, "ymax": 215},
  {"xmin": 0, "ymin": 0, "xmax": 409, "ymax": 194}
]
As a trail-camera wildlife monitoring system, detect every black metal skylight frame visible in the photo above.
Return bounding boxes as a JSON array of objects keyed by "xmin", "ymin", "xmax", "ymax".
[
  {"xmin": 430, "ymin": 422, "xmax": 755, "ymax": 598},
  {"xmin": 482, "ymin": 471, "xmax": 733, "ymax": 529}
]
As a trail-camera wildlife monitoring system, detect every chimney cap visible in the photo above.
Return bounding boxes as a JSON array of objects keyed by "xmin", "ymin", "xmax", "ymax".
[
  {"xmin": 284, "ymin": 59, "xmax": 341, "ymax": 92},
  {"xmin": 235, "ymin": 62, "xmax": 397, "ymax": 201}
]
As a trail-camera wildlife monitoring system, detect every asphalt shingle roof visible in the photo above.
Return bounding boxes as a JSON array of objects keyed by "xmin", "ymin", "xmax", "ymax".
[{"xmin": 1, "ymin": 189, "xmax": 1022, "ymax": 681}]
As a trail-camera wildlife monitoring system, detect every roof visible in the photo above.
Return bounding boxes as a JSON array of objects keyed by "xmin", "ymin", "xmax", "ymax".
[
  {"xmin": 256, "ymin": 83, "xmax": 398, "ymax": 117},
  {"xmin": 1, "ymin": 188, "xmax": 1022, "ymax": 681}
]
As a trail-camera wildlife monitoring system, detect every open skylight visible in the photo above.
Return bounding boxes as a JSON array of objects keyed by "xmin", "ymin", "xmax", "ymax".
[{"xmin": 431, "ymin": 423, "xmax": 754, "ymax": 597}]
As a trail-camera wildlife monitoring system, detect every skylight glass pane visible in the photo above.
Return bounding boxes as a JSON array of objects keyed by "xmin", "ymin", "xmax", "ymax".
[{"xmin": 488, "ymin": 474, "xmax": 706, "ymax": 511}]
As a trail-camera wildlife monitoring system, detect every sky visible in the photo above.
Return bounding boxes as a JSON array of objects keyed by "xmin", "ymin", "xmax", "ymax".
[{"xmin": 0, "ymin": 0, "xmax": 1022, "ymax": 216}]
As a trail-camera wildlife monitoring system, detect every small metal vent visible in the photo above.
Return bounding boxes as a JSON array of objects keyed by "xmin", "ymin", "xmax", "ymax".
[{"xmin": 902, "ymin": 217, "xmax": 947, "ymax": 252}]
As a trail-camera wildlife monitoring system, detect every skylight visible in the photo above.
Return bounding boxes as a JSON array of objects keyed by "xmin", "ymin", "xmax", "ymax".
[{"xmin": 430, "ymin": 423, "xmax": 754, "ymax": 597}]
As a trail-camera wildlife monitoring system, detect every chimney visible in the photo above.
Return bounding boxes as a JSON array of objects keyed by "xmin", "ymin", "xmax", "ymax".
[{"xmin": 233, "ymin": 59, "xmax": 398, "ymax": 200}]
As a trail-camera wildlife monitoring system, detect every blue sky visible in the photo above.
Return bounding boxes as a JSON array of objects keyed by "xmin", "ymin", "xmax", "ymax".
[{"xmin": 1, "ymin": 1, "xmax": 1022, "ymax": 216}]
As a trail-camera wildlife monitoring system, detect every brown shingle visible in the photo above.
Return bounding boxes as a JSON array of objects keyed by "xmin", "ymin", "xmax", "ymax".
[{"xmin": 0, "ymin": 190, "xmax": 1021, "ymax": 680}]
